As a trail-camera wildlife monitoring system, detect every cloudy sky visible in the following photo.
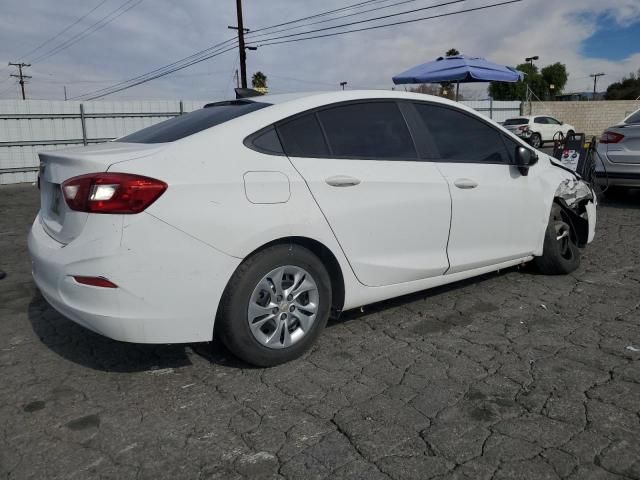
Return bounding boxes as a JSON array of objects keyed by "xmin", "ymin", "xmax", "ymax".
[{"xmin": 0, "ymin": 0, "xmax": 639, "ymax": 102}]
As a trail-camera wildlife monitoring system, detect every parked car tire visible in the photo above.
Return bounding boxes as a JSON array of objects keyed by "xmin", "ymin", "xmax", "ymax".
[
  {"xmin": 216, "ymin": 243, "xmax": 332, "ymax": 367},
  {"xmin": 534, "ymin": 204, "xmax": 580, "ymax": 275},
  {"xmin": 567, "ymin": 129, "xmax": 575, "ymax": 138},
  {"xmin": 530, "ymin": 133, "xmax": 542, "ymax": 148}
]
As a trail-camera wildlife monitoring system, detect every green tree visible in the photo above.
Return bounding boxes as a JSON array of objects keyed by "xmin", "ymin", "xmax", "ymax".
[
  {"xmin": 605, "ymin": 70, "xmax": 640, "ymax": 100},
  {"xmin": 251, "ymin": 71, "xmax": 267, "ymax": 89},
  {"xmin": 445, "ymin": 48, "xmax": 460, "ymax": 57},
  {"xmin": 541, "ymin": 62, "xmax": 568, "ymax": 98},
  {"xmin": 489, "ymin": 62, "xmax": 567, "ymax": 101}
]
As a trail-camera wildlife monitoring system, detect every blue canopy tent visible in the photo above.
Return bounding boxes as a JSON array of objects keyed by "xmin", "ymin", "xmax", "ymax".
[{"xmin": 392, "ymin": 55, "xmax": 524, "ymax": 100}]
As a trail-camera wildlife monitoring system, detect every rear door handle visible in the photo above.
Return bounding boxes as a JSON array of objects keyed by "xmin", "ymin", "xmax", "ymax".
[
  {"xmin": 454, "ymin": 178, "xmax": 478, "ymax": 189},
  {"xmin": 325, "ymin": 175, "xmax": 361, "ymax": 187}
]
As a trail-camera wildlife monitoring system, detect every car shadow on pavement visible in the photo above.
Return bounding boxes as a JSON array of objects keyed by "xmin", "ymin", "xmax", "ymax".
[
  {"xmin": 27, "ymin": 291, "xmax": 245, "ymax": 372},
  {"xmin": 597, "ymin": 187, "xmax": 640, "ymax": 210},
  {"xmin": 329, "ymin": 269, "xmax": 506, "ymax": 332}
]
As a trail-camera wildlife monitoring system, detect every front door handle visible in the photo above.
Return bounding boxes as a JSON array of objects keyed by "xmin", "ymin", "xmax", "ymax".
[
  {"xmin": 325, "ymin": 175, "xmax": 361, "ymax": 187},
  {"xmin": 454, "ymin": 178, "xmax": 478, "ymax": 189}
]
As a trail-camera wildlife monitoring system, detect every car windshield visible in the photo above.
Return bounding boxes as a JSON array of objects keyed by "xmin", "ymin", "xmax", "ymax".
[
  {"xmin": 503, "ymin": 118, "xmax": 529, "ymax": 125},
  {"xmin": 116, "ymin": 100, "xmax": 271, "ymax": 144},
  {"xmin": 625, "ymin": 109, "xmax": 640, "ymax": 124}
]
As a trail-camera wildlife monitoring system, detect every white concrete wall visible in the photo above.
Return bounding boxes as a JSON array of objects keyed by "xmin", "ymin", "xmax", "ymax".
[{"xmin": 528, "ymin": 100, "xmax": 640, "ymax": 138}]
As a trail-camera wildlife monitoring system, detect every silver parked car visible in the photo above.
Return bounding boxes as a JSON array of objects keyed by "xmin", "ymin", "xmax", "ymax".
[{"xmin": 596, "ymin": 108, "xmax": 640, "ymax": 189}]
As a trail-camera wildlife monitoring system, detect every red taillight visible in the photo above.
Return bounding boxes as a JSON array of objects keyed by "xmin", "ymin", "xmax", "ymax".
[
  {"xmin": 62, "ymin": 173, "xmax": 167, "ymax": 214},
  {"xmin": 599, "ymin": 131, "xmax": 624, "ymax": 144},
  {"xmin": 73, "ymin": 276, "xmax": 118, "ymax": 288}
]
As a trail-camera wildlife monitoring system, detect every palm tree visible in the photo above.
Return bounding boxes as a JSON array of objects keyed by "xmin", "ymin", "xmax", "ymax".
[{"xmin": 252, "ymin": 71, "xmax": 267, "ymax": 89}]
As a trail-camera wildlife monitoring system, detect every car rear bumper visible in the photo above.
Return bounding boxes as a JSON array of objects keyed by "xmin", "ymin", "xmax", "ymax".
[
  {"xmin": 595, "ymin": 147, "xmax": 640, "ymax": 187},
  {"xmin": 28, "ymin": 213, "xmax": 241, "ymax": 344}
]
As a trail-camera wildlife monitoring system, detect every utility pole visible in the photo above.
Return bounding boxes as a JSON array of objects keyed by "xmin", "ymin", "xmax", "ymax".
[
  {"xmin": 64, "ymin": 85, "xmax": 68, "ymax": 101},
  {"xmin": 8, "ymin": 62, "xmax": 31, "ymax": 100},
  {"xmin": 229, "ymin": 0, "xmax": 249, "ymax": 88},
  {"xmin": 590, "ymin": 73, "xmax": 605, "ymax": 99}
]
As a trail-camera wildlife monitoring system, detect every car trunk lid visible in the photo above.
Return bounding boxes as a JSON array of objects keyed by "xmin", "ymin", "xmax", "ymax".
[{"xmin": 38, "ymin": 142, "xmax": 166, "ymax": 244}]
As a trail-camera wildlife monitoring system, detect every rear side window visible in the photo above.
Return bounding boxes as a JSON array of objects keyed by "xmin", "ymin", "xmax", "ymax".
[
  {"xmin": 534, "ymin": 117, "xmax": 547, "ymax": 124},
  {"xmin": 317, "ymin": 102, "xmax": 417, "ymax": 159},
  {"xmin": 504, "ymin": 118, "xmax": 529, "ymax": 125},
  {"xmin": 414, "ymin": 103, "xmax": 510, "ymax": 164},
  {"xmin": 625, "ymin": 109, "xmax": 640, "ymax": 124},
  {"xmin": 276, "ymin": 113, "xmax": 329, "ymax": 157},
  {"xmin": 117, "ymin": 101, "xmax": 271, "ymax": 144}
]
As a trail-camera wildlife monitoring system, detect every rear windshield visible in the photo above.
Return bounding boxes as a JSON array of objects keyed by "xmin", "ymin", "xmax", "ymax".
[
  {"xmin": 116, "ymin": 100, "xmax": 271, "ymax": 144},
  {"xmin": 625, "ymin": 109, "xmax": 640, "ymax": 124},
  {"xmin": 503, "ymin": 118, "xmax": 529, "ymax": 125}
]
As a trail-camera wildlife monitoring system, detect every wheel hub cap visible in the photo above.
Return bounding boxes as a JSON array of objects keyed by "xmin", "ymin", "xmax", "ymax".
[{"xmin": 247, "ymin": 265, "xmax": 319, "ymax": 349}]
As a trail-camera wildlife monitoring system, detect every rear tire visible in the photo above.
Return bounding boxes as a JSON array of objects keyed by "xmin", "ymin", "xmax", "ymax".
[
  {"xmin": 534, "ymin": 204, "xmax": 581, "ymax": 275},
  {"xmin": 216, "ymin": 243, "xmax": 332, "ymax": 367},
  {"xmin": 530, "ymin": 133, "xmax": 542, "ymax": 149}
]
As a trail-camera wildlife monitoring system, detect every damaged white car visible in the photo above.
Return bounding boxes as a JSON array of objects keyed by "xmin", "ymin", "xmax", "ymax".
[{"xmin": 28, "ymin": 91, "xmax": 596, "ymax": 366}]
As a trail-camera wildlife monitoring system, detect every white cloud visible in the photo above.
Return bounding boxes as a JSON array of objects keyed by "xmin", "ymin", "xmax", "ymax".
[{"xmin": 0, "ymin": 0, "xmax": 639, "ymax": 101}]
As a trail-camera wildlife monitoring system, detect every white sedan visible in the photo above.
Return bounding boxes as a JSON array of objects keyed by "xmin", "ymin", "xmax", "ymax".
[
  {"xmin": 503, "ymin": 115, "xmax": 575, "ymax": 148},
  {"xmin": 28, "ymin": 91, "xmax": 596, "ymax": 366}
]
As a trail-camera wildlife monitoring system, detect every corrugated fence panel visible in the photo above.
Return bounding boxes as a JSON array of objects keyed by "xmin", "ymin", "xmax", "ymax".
[
  {"xmin": 1, "ymin": 98, "xmax": 522, "ymax": 185},
  {"xmin": 460, "ymin": 100, "xmax": 522, "ymax": 122},
  {"xmin": 0, "ymin": 99, "xmax": 210, "ymax": 185}
]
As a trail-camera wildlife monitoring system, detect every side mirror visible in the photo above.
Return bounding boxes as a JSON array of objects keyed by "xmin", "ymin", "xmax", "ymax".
[{"xmin": 514, "ymin": 146, "xmax": 538, "ymax": 176}]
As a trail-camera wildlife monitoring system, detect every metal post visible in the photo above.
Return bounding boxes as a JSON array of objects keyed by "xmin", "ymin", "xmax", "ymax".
[
  {"xmin": 455, "ymin": 82, "xmax": 460, "ymax": 101},
  {"xmin": 79, "ymin": 104, "xmax": 88, "ymax": 146},
  {"xmin": 179, "ymin": 100, "xmax": 184, "ymax": 115},
  {"xmin": 489, "ymin": 97, "xmax": 493, "ymax": 119}
]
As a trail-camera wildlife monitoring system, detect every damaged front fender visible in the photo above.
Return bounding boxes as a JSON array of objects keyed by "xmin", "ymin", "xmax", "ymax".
[{"xmin": 553, "ymin": 178, "xmax": 596, "ymax": 248}]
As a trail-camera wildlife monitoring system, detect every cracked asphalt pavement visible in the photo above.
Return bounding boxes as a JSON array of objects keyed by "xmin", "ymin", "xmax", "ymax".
[{"xmin": 1, "ymin": 183, "xmax": 639, "ymax": 480}]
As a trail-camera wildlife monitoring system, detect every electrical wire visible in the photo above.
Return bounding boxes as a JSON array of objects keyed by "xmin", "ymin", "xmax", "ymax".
[
  {"xmin": 245, "ymin": 0, "xmax": 431, "ymax": 42},
  {"xmin": 74, "ymin": 0, "xmax": 522, "ymax": 100},
  {"xmin": 19, "ymin": 0, "xmax": 111, "ymax": 61},
  {"xmin": 69, "ymin": 1, "xmax": 406, "ymax": 99},
  {"xmin": 30, "ymin": 0, "xmax": 145, "ymax": 64},
  {"xmin": 81, "ymin": 45, "xmax": 238, "ymax": 100},
  {"xmin": 252, "ymin": 0, "xmax": 512, "ymax": 47}
]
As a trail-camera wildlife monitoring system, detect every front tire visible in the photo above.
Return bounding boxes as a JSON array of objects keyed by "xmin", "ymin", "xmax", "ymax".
[
  {"xmin": 534, "ymin": 204, "xmax": 581, "ymax": 275},
  {"xmin": 216, "ymin": 244, "xmax": 332, "ymax": 367}
]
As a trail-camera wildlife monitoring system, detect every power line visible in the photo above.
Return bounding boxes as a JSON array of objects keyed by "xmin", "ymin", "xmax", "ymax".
[
  {"xmin": 247, "ymin": 0, "xmax": 392, "ymax": 34},
  {"xmin": 81, "ymin": 45, "xmax": 238, "ymax": 100},
  {"xmin": 30, "ymin": 0, "xmax": 145, "ymax": 64},
  {"xmin": 249, "ymin": 0, "xmax": 477, "ymax": 46},
  {"xmin": 74, "ymin": 0, "xmax": 520, "ymax": 100},
  {"xmin": 244, "ymin": 0, "xmax": 422, "ymax": 41},
  {"xmin": 254, "ymin": 0, "xmax": 522, "ymax": 48},
  {"xmin": 70, "ymin": 1, "xmax": 415, "ymax": 100},
  {"xmin": 70, "ymin": 37, "xmax": 238, "ymax": 99},
  {"xmin": 19, "ymin": 0, "xmax": 110, "ymax": 61}
]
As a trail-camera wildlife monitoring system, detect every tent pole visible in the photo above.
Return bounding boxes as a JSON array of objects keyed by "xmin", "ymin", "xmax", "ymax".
[{"xmin": 455, "ymin": 82, "xmax": 460, "ymax": 101}]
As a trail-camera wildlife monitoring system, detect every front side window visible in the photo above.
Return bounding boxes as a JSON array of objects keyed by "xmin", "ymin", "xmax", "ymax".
[
  {"xmin": 117, "ymin": 100, "xmax": 271, "ymax": 144},
  {"xmin": 546, "ymin": 117, "xmax": 561, "ymax": 125},
  {"xmin": 413, "ymin": 103, "xmax": 510, "ymax": 163},
  {"xmin": 317, "ymin": 102, "xmax": 417, "ymax": 159}
]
